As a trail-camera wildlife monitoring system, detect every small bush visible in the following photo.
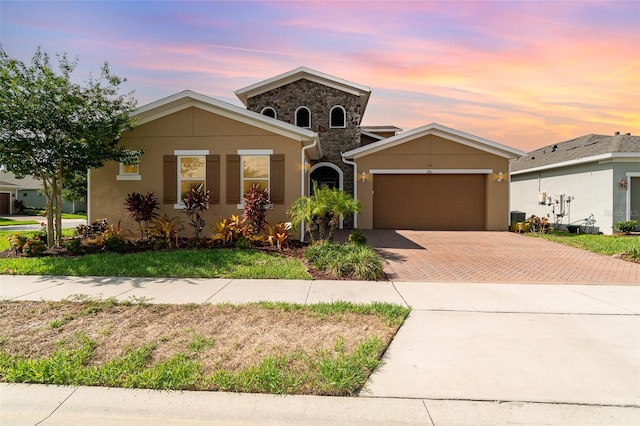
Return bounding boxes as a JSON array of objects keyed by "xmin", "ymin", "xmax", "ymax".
[
  {"xmin": 614, "ymin": 220, "xmax": 638, "ymax": 234},
  {"xmin": 347, "ymin": 229, "xmax": 367, "ymax": 245},
  {"xmin": 182, "ymin": 184, "xmax": 212, "ymax": 240},
  {"xmin": 235, "ymin": 236, "xmax": 252, "ymax": 249},
  {"xmin": 243, "ymin": 183, "xmax": 270, "ymax": 234},
  {"xmin": 125, "ymin": 192, "xmax": 159, "ymax": 238},
  {"xmin": 62, "ymin": 237, "xmax": 83, "ymax": 255},
  {"xmin": 23, "ymin": 237, "xmax": 47, "ymax": 257},
  {"xmin": 304, "ymin": 242, "xmax": 384, "ymax": 280},
  {"xmin": 76, "ymin": 219, "xmax": 110, "ymax": 239},
  {"xmin": 7, "ymin": 233, "xmax": 28, "ymax": 254}
]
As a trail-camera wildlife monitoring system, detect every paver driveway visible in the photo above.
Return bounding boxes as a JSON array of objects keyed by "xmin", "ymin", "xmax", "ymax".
[{"xmin": 363, "ymin": 230, "xmax": 640, "ymax": 284}]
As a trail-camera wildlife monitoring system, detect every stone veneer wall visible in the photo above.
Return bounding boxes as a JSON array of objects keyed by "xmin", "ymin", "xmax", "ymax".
[{"xmin": 245, "ymin": 79, "xmax": 362, "ymax": 204}]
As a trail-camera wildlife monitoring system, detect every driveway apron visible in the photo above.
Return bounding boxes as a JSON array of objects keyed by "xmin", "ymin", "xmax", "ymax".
[{"xmin": 365, "ymin": 230, "xmax": 640, "ymax": 284}]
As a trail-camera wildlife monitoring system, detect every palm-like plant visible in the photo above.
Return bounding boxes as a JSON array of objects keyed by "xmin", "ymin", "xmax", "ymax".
[{"xmin": 288, "ymin": 183, "xmax": 361, "ymax": 242}]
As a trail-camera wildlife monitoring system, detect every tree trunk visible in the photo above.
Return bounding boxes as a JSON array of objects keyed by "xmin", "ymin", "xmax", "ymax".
[
  {"xmin": 55, "ymin": 161, "xmax": 64, "ymax": 246},
  {"xmin": 41, "ymin": 176, "xmax": 55, "ymax": 248}
]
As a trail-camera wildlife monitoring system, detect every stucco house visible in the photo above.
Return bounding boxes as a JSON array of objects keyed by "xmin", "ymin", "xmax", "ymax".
[
  {"xmin": 88, "ymin": 67, "xmax": 524, "ymax": 234},
  {"xmin": 510, "ymin": 132, "xmax": 640, "ymax": 234}
]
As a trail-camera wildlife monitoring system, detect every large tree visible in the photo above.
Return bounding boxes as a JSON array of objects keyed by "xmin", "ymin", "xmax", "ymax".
[{"xmin": 0, "ymin": 47, "xmax": 139, "ymax": 246}]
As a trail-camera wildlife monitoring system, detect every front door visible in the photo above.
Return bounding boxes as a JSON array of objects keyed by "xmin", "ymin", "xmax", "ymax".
[
  {"xmin": 631, "ymin": 176, "xmax": 640, "ymax": 231},
  {"xmin": 0, "ymin": 193, "xmax": 10, "ymax": 215}
]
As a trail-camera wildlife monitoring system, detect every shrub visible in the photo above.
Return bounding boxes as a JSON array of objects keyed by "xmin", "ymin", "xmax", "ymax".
[
  {"xmin": 62, "ymin": 237, "xmax": 83, "ymax": 255},
  {"xmin": 148, "ymin": 214, "xmax": 184, "ymax": 248},
  {"xmin": 23, "ymin": 237, "xmax": 47, "ymax": 257},
  {"xmin": 182, "ymin": 184, "xmax": 211, "ymax": 240},
  {"xmin": 304, "ymin": 242, "xmax": 384, "ymax": 280},
  {"xmin": 526, "ymin": 215, "xmax": 550, "ymax": 233},
  {"xmin": 76, "ymin": 219, "xmax": 110, "ymax": 239},
  {"xmin": 13, "ymin": 199, "xmax": 26, "ymax": 214},
  {"xmin": 210, "ymin": 215, "xmax": 248, "ymax": 245},
  {"xmin": 614, "ymin": 220, "xmax": 638, "ymax": 234},
  {"xmin": 235, "ymin": 236, "xmax": 252, "ymax": 249},
  {"xmin": 243, "ymin": 183, "xmax": 270, "ymax": 234},
  {"xmin": 347, "ymin": 228, "xmax": 367, "ymax": 245},
  {"xmin": 125, "ymin": 192, "xmax": 159, "ymax": 238},
  {"xmin": 263, "ymin": 222, "xmax": 291, "ymax": 251},
  {"xmin": 7, "ymin": 233, "xmax": 28, "ymax": 254}
]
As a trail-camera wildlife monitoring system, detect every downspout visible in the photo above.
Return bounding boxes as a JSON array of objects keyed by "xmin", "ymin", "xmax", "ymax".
[
  {"xmin": 341, "ymin": 153, "xmax": 358, "ymax": 229},
  {"xmin": 300, "ymin": 135, "xmax": 319, "ymax": 242}
]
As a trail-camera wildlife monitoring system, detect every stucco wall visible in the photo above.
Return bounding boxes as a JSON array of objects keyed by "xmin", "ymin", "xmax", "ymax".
[
  {"xmin": 89, "ymin": 107, "xmax": 308, "ymax": 233},
  {"xmin": 510, "ymin": 162, "xmax": 616, "ymax": 233},
  {"xmin": 353, "ymin": 134, "xmax": 511, "ymax": 230}
]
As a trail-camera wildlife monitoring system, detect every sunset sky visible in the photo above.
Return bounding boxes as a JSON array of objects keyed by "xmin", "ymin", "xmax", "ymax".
[{"xmin": 1, "ymin": 0, "xmax": 638, "ymax": 151}]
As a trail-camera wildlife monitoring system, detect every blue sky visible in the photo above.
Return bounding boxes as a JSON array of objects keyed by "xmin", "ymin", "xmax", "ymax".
[{"xmin": 1, "ymin": 0, "xmax": 639, "ymax": 150}]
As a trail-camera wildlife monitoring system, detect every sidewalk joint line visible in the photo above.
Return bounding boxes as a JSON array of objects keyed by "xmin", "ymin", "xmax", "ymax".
[
  {"xmin": 203, "ymin": 279, "xmax": 233, "ymax": 303},
  {"xmin": 391, "ymin": 281, "xmax": 410, "ymax": 307},
  {"xmin": 34, "ymin": 386, "xmax": 79, "ymax": 425},
  {"xmin": 422, "ymin": 399, "xmax": 436, "ymax": 426}
]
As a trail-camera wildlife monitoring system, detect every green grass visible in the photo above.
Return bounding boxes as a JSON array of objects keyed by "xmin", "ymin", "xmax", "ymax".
[
  {"xmin": 61, "ymin": 213, "xmax": 87, "ymax": 219},
  {"xmin": 0, "ymin": 248, "xmax": 311, "ymax": 279},
  {"xmin": 527, "ymin": 232, "xmax": 640, "ymax": 258},
  {"xmin": 0, "ymin": 218, "xmax": 39, "ymax": 226}
]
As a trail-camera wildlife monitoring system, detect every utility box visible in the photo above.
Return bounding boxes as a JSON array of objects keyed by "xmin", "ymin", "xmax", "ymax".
[{"xmin": 511, "ymin": 211, "xmax": 526, "ymax": 224}]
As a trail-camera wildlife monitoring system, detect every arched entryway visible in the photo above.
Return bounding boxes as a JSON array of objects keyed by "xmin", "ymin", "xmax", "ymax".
[{"xmin": 308, "ymin": 162, "xmax": 343, "ymax": 195}]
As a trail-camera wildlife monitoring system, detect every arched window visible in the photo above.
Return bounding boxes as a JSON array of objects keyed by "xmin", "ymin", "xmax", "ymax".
[
  {"xmin": 295, "ymin": 106, "xmax": 311, "ymax": 128},
  {"xmin": 330, "ymin": 106, "xmax": 346, "ymax": 128},
  {"xmin": 261, "ymin": 107, "xmax": 276, "ymax": 119}
]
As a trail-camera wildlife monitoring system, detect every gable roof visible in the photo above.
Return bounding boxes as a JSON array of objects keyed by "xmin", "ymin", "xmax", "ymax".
[
  {"xmin": 0, "ymin": 171, "xmax": 41, "ymax": 189},
  {"xmin": 510, "ymin": 133, "xmax": 640, "ymax": 174},
  {"xmin": 132, "ymin": 90, "xmax": 321, "ymax": 159},
  {"xmin": 235, "ymin": 66, "xmax": 372, "ymax": 115},
  {"xmin": 342, "ymin": 123, "xmax": 525, "ymax": 160}
]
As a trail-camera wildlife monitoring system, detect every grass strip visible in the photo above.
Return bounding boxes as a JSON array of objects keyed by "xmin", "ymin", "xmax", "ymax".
[{"xmin": 0, "ymin": 300, "xmax": 410, "ymax": 395}]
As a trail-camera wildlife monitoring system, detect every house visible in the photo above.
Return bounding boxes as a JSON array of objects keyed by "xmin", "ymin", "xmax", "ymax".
[
  {"xmin": 88, "ymin": 67, "xmax": 524, "ymax": 234},
  {"xmin": 0, "ymin": 171, "xmax": 86, "ymax": 215},
  {"xmin": 510, "ymin": 132, "xmax": 640, "ymax": 234}
]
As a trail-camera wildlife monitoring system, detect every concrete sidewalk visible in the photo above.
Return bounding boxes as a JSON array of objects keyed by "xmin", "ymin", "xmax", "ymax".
[{"xmin": 1, "ymin": 276, "xmax": 639, "ymax": 425}]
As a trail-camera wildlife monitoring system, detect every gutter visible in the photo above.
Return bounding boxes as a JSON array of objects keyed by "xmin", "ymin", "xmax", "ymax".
[
  {"xmin": 340, "ymin": 153, "xmax": 358, "ymax": 229},
  {"xmin": 299, "ymin": 135, "xmax": 319, "ymax": 242}
]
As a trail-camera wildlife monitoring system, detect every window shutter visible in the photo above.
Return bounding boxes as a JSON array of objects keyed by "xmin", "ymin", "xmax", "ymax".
[
  {"xmin": 206, "ymin": 155, "xmax": 220, "ymax": 204},
  {"xmin": 270, "ymin": 154, "xmax": 285, "ymax": 204},
  {"xmin": 163, "ymin": 155, "xmax": 177, "ymax": 204},
  {"xmin": 226, "ymin": 154, "xmax": 240, "ymax": 204}
]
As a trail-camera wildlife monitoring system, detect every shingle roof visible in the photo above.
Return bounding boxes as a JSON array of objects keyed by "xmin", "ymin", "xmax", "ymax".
[{"xmin": 510, "ymin": 133, "xmax": 640, "ymax": 173}]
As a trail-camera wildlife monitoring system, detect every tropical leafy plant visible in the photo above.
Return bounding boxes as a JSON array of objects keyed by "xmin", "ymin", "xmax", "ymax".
[
  {"xmin": 182, "ymin": 184, "xmax": 211, "ymax": 240},
  {"xmin": 210, "ymin": 215, "xmax": 247, "ymax": 245},
  {"xmin": 148, "ymin": 214, "xmax": 183, "ymax": 248},
  {"xmin": 288, "ymin": 183, "xmax": 361, "ymax": 242},
  {"xmin": 125, "ymin": 192, "xmax": 159, "ymax": 238},
  {"xmin": 263, "ymin": 222, "xmax": 292, "ymax": 251},
  {"xmin": 243, "ymin": 183, "xmax": 270, "ymax": 234}
]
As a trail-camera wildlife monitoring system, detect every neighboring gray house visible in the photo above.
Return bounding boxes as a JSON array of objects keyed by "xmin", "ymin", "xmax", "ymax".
[
  {"xmin": 510, "ymin": 132, "xmax": 640, "ymax": 234},
  {"xmin": 0, "ymin": 171, "xmax": 86, "ymax": 215}
]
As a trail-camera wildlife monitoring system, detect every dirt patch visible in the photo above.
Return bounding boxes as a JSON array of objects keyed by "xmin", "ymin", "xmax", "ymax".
[{"xmin": 0, "ymin": 300, "xmax": 399, "ymax": 384}]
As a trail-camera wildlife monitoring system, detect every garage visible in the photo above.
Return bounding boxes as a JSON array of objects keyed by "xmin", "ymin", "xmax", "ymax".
[{"xmin": 373, "ymin": 174, "xmax": 486, "ymax": 230}]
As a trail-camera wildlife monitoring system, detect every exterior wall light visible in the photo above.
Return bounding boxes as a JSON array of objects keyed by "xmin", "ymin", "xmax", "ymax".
[
  {"xmin": 496, "ymin": 171, "xmax": 504, "ymax": 183},
  {"xmin": 361, "ymin": 171, "xmax": 367, "ymax": 182}
]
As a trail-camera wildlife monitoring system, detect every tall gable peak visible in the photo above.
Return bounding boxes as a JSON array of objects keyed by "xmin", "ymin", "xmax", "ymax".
[{"xmin": 235, "ymin": 66, "xmax": 371, "ymax": 115}]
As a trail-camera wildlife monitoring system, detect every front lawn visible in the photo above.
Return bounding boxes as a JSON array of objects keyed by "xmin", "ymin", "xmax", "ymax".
[
  {"xmin": 0, "ymin": 298, "xmax": 410, "ymax": 396},
  {"xmin": 0, "ymin": 218, "xmax": 39, "ymax": 227},
  {"xmin": 526, "ymin": 231, "xmax": 640, "ymax": 260},
  {"xmin": 0, "ymin": 247, "xmax": 311, "ymax": 279}
]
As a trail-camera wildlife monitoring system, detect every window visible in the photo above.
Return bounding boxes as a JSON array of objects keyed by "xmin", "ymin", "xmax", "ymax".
[
  {"xmin": 178, "ymin": 156, "xmax": 205, "ymax": 201},
  {"xmin": 163, "ymin": 151, "xmax": 219, "ymax": 206},
  {"xmin": 117, "ymin": 157, "xmax": 141, "ymax": 180},
  {"xmin": 330, "ymin": 106, "xmax": 346, "ymax": 128},
  {"xmin": 261, "ymin": 107, "xmax": 277, "ymax": 119},
  {"xmin": 226, "ymin": 151, "xmax": 284, "ymax": 206},
  {"xmin": 295, "ymin": 106, "xmax": 311, "ymax": 128}
]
